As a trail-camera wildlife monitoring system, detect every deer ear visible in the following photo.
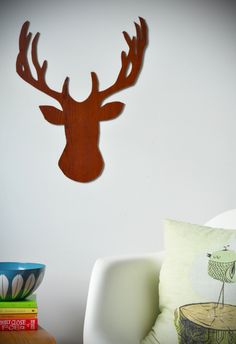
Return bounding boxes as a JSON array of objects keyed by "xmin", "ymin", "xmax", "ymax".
[
  {"xmin": 99, "ymin": 101, "xmax": 125, "ymax": 121},
  {"xmin": 39, "ymin": 106, "xmax": 65, "ymax": 125}
]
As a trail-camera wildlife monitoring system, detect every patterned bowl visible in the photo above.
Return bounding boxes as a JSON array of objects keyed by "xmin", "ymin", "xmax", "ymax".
[{"xmin": 0, "ymin": 262, "xmax": 46, "ymax": 301}]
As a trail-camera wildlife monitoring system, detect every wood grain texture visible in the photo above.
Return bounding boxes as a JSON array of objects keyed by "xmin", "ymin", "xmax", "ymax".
[
  {"xmin": 175, "ymin": 303, "xmax": 236, "ymax": 344},
  {"xmin": 16, "ymin": 19, "xmax": 148, "ymax": 183},
  {"xmin": 0, "ymin": 326, "xmax": 56, "ymax": 344}
]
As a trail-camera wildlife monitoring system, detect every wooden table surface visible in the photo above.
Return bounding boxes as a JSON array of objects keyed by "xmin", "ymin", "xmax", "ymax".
[{"xmin": 0, "ymin": 326, "xmax": 56, "ymax": 344}]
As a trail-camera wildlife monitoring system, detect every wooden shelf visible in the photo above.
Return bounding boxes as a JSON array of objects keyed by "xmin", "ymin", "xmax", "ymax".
[{"xmin": 0, "ymin": 325, "xmax": 56, "ymax": 344}]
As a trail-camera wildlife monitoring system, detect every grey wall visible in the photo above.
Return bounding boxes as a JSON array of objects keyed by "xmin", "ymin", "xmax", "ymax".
[{"xmin": 1, "ymin": 0, "xmax": 236, "ymax": 343}]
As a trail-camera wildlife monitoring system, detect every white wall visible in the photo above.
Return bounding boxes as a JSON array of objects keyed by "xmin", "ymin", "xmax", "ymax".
[{"xmin": 1, "ymin": 0, "xmax": 236, "ymax": 343}]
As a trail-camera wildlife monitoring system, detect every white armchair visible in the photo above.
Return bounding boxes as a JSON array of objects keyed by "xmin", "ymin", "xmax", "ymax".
[{"xmin": 83, "ymin": 209, "xmax": 236, "ymax": 344}]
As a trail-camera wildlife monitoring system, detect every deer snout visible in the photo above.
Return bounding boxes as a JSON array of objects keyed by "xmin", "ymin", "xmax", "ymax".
[{"xmin": 58, "ymin": 143, "xmax": 104, "ymax": 182}]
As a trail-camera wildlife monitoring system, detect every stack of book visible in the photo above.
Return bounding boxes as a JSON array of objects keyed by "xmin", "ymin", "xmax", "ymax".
[{"xmin": 0, "ymin": 294, "xmax": 38, "ymax": 331}]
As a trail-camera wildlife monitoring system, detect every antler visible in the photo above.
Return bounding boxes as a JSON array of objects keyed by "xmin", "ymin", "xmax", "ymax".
[
  {"xmin": 91, "ymin": 17, "xmax": 148, "ymax": 101},
  {"xmin": 16, "ymin": 21, "xmax": 69, "ymax": 104},
  {"xmin": 17, "ymin": 19, "xmax": 147, "ymax": 105}
]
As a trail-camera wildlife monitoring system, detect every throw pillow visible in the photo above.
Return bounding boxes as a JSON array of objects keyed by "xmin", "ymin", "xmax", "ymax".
[{"xmin": 142, "ymin": 219, "xmax": 236, "ymax": 344}]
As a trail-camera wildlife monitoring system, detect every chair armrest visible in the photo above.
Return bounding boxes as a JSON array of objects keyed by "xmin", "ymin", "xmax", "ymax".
[{"xmin": 83, "ymin": 252, "xmax": 164, "ymax": 344}]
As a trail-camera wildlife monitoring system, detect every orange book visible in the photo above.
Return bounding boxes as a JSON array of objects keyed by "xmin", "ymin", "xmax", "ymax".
[{"xmin": 0, "ymin": 313, "xmax": 37, "ymax": 319}]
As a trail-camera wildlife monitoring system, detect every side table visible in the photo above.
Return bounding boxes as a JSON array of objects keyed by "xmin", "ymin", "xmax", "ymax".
[{"xmin": 0, "ymin": 325, "xmax": 56, "ymax": 344}]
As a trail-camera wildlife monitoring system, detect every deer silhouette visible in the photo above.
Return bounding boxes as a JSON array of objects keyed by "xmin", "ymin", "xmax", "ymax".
[{"xmin": 16, "ymin": 19, "xmax": 148, "ymax": 182}]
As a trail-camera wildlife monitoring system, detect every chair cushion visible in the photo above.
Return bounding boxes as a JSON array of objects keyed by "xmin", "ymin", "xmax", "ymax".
[{"xmin": 142, "ymin": 219, "xmax": 236, "ymax": 344}]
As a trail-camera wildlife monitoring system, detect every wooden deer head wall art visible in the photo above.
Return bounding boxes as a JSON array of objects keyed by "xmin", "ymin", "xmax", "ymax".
[{"xmin": 16, "ymin": 18, "xmax": 148, "ymax": 183}]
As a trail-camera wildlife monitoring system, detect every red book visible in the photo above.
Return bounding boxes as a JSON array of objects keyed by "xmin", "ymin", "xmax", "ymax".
[{"xmin": 0, "ymin": 318, "xmax": 38, "ymax": 331}]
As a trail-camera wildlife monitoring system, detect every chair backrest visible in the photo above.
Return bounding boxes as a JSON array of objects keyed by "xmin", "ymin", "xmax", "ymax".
[
  {"xmin": 205, "ymin": 208, "xmax": 236, "ymax": 229},
  {"xmin": 83, "ymin": 252, "xmax": 165, "ymax": 344}
]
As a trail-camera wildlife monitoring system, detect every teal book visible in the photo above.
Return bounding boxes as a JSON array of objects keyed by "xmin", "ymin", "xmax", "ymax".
[{"xmin": 0, "ymin": 294, "xmax": 37, "ymax": 308}]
